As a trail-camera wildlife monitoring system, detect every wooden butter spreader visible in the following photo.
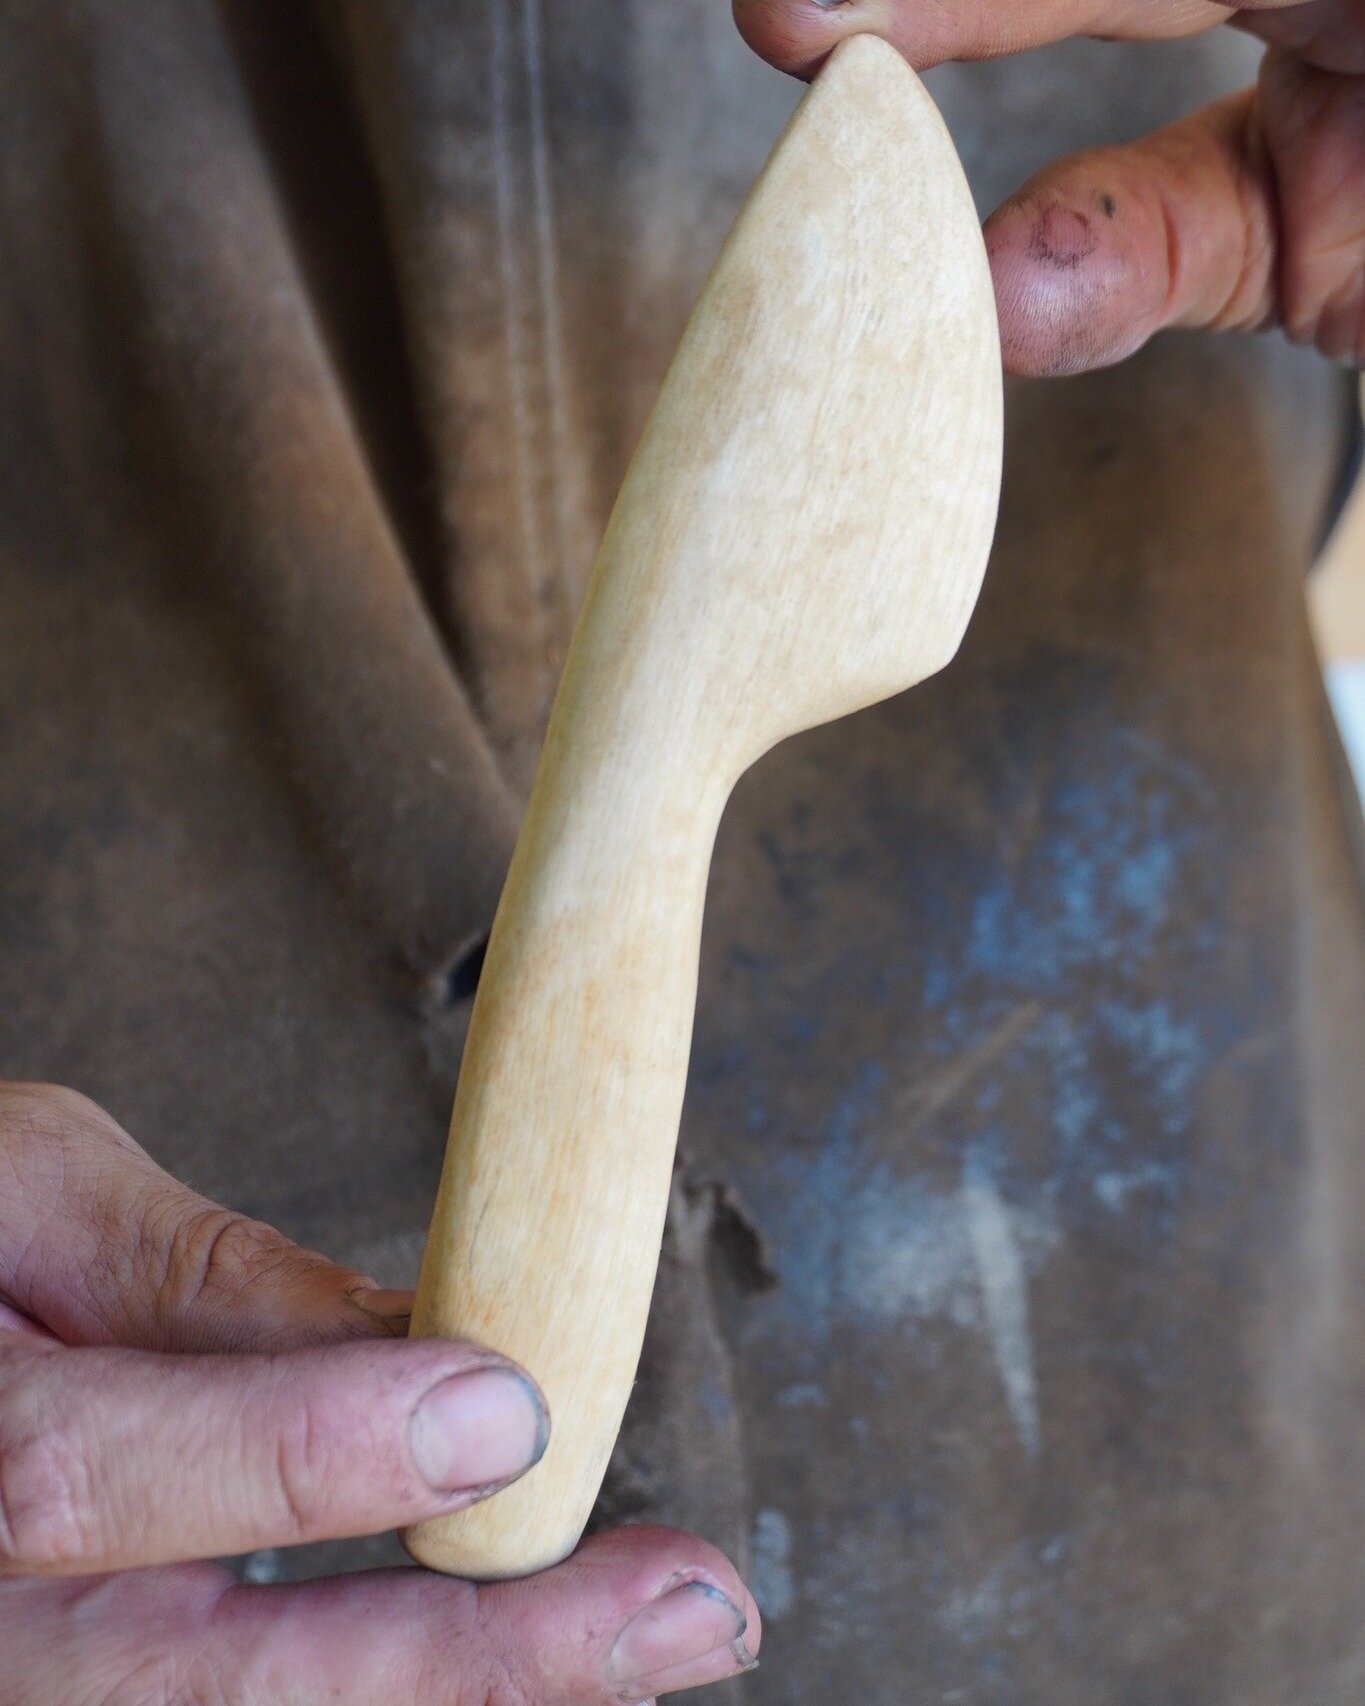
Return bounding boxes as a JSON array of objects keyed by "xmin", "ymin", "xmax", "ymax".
[{"xmin": 404, "ymin": 34, "xmax": 1003, "ymax": 1580}]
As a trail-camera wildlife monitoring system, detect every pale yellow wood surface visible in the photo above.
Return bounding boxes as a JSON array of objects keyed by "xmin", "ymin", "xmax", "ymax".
[
  {"xmin": 1310, "ymin": 381, "xmax": 1365, "ymax": 663},
  {"xmin": 404, "ymin": 34, "xmax": 1003, "ymax": 1579}
]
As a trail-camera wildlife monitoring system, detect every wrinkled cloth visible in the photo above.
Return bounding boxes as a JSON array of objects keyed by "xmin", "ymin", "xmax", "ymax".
[{"xmin": 2, "ymin": 3, "xmax": 1364, "ymax": 1701}]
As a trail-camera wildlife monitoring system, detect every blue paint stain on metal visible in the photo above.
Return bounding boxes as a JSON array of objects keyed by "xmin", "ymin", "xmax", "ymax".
[
  {"xmin": 1052, "ymin": 1074, "xmax": 1098, "ymax": 1150},
  {"xmin": 1095, "ymin": 999, "xmax": 1201, "ymax": 1131},
  {"xmin": 755, "ymin": 1074, "xmax": 1059, "ymax": 1352},
  {"xmin": 909, "ymin": 754, "xmax": 1214, "ymax": 1233},
  {"xmin": 964, "ymin": 764, "xmax": 1195, "ymax": 989},
  {"xmin": 1093, "ymin": 1162, "xmax": 1181, "ymax": 1214},
  {"xmin": 695, "ymin": 718, "xmax": 1235, "ymax": 1349}
]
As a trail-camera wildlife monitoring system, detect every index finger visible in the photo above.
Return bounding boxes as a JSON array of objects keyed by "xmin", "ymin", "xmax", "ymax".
[
  {"xmin": 0, "ymin": 1334, "xmax": 548, "ymax": 1576},
  {"xmin": 734, "ymin": 0, "xmax": 1242, "ymax": 77}
]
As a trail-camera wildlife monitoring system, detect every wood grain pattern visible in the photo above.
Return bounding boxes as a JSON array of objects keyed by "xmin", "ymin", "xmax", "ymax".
[{"xmin": 404, "ymin": 34, "xmax": 1003, "ymax": 1579}]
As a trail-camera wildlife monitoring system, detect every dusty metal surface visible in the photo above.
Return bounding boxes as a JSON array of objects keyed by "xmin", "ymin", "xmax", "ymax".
[{"xmin": 676, "ymin": 335, "xmax": 1358, "ymax": 1701}]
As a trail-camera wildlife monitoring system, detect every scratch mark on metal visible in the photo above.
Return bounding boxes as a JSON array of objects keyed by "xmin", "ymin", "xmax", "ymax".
[
  {"xmin": 910, "ymin": 1001, "xmax": 1041, "ymax": 1123},
  {"xmin": 962, "ymin": 1154, "xmax": 1041, "ymax": 1457}
]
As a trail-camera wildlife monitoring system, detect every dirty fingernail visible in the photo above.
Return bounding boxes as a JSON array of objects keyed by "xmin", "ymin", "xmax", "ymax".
[
  {"xmin": 607, "ymin": 1581, "xmax": 756, "ymax": 1699},
  {"xmin": 409, "ymin": 1367, "xmax": 549, "ymax": 1493}
]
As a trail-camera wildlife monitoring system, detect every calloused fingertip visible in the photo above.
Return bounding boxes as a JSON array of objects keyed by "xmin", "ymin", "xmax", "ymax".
[{"xmin": 985, "ymin": 188, "xmax": 1156, "ymax": 377}]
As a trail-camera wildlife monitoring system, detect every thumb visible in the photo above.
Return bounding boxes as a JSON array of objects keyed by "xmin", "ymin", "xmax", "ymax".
[
  {"xmin": 984, "ymin": 89, "xmax": 1276, "ymax": 375},
  {"xmin": 984, "ymin": 55, "xmax": 1365, "ymax": 374}
]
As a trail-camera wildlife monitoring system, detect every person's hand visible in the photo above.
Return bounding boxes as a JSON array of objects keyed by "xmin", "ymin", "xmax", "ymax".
[
  {"xmin": 0, "ymin": 1083, "xmax": 759, "ymax": 1703},
  {"xmin": 736, "ymin": 0, "xmax": 1365, "ymax": 372}
]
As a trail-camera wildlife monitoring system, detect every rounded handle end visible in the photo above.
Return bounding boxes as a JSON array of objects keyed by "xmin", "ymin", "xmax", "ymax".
[{"xmin": 401, "ymin": 1500, "xmax": 583, "ymax": 1581}]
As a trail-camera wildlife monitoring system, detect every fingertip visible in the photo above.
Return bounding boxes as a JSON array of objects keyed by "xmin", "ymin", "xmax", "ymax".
[
  {"xmin": 985, "ymin": 192, "xmax": 1098, "ymax": 376},
  {"xmin": 732, "ymin": 0, "xmax": 1106, "ymax": 73},
  {"xmin": 734, "ymin": 0, "xmax": 920, "ymax": 79},
  {"xmin": 343, "ymin": 1284, "xmax": 414, "ymax": 1337},
  {"xmin": 571, "ymin": 1524, "xmax": 755, "ymax": 1616},
  {"xmin": 985, "ymin": 184, "xmax": 1161, "ymax": 376},
  {"xmin": 527, "ymin": 1527, "xmax": 761, "ymax": 1701},
  {"xmin": 407, "ymin": 1363, "xmax": 550, "ymax": 1496},
  {"xmin": 732, "ymin": 0, "xmax": 851, "ymax": 79}
]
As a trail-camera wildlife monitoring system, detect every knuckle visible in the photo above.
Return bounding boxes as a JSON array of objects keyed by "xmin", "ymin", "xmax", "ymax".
[
  {"xmin": 158, "ymin": 1206, "xmax": 298, "ymax": 1321},
  {"xmin": 479, "ymin": 1659, "xmax": 536, "ymax": 1706},
  {"xmin": 266, "ymin": 1389, "xmax": 344, "ymax": 1542},
  {"xmin": 409, "ymin": 1589, "xmax": 539, "ymax": 1706},
  {"xmin": 0, "ymin": 1393, "xmax": 98, "ymax": 1574},
  {"xmin": 468, "ymin": 1605, "xmax": 538, "ymax": 1706},
  {"xmin": 425, "ymin": 1656, "xmax": 535, "ymax": 1706},
  {"xmin": 78, "ymin": 1566, "xmax": 237, "ymax": 1705},
  {"xmin": 149, "ymin": 1197, "xmax": 363, "ymax": 1352}
]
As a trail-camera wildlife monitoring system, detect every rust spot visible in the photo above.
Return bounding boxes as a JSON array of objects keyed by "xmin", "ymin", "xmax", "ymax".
[{"xmin": 1099, "ymin": 192, "xmax": 1117, "ymax": 219}]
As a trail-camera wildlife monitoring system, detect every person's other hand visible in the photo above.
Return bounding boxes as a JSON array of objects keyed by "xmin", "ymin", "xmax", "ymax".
[
  {"xmin": 0, "ymin": 1083, "xmax": 759, "ymax": 1703},
  {"xmin": 736, "ymin": 0, "xmax": 1365, "ymax": 372}
]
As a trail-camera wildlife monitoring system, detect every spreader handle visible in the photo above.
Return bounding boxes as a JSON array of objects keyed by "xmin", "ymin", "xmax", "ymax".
[{"xmin": 406, "ymin": 692, "xmax": 726, "ymax": 1576}]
